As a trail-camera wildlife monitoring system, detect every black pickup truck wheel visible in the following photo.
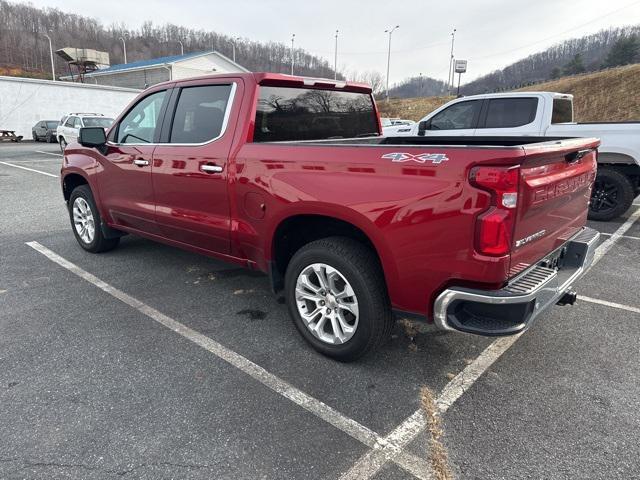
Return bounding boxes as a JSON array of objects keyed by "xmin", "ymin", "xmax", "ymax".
[
  {"xmin": 285, "ymin": 237, "xmax": 393, "ymax": 361},
  {"xmin": 589, "ymin": 167, "xmax": 634, "ymax": 221},
  {"xmin": 68, "ymin": 185, "xmax": 120, "ymax": 253}
]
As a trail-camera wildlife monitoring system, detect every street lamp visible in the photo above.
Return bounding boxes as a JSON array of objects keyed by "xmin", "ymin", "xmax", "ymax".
[
  {"xmin": 447, "ymin": 28, "xmax": 456, "ymax": 94},
  {"xmin": 384, "ymin": 25, "xmax": 399, "ymax": 101},
  {"xmin": 334, "ymin": 30, "xmax": 339, "ymax": 80},
  {"xmin": 231, "ymin": 37, "xmax": 241, "ymax": 63},
  {"xmin": 178, "ymin": 39, "xmax": 184, "ymax": 55},
  {"xmin": 42, "ymin": 30, "xmax": 55, "ymax": 81},
  {"xmin": 119, "ymin": 34, "xmax": 128, "ymax": 64},
  {"xmin": 290, "ymin": 34, "xmax": 295, "ymax": 75}
]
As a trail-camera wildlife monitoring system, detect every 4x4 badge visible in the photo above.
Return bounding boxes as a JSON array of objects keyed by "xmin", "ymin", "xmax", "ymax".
[{"xmin": 382, "ymin": 152, "xmax": 449, "ymax": 164}]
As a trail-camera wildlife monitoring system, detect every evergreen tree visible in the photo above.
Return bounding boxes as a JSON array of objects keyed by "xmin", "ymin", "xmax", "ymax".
[
  {"xmin": 603, "ymin": 35, "xmax": 640, "ymax": 67},
  {"xmin": 563, "ymin": 54, "xmax": 586, "ymax": 75}
]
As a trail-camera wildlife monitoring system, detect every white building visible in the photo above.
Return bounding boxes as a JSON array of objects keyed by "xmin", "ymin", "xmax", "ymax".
[
  {"xmin": 64, "ymin": 51, "xmax": 249, "ymax": 90},
  {"xmin": 0, "ymin": 76, "xmax": 139, "ymax": 138}
]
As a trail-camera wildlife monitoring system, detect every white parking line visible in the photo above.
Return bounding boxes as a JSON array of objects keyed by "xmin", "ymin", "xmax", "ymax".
[
  {"xmin": 0, "ymin": 161, "xmax": 58, "ymax": 178},
  {"xmin": 599, "ymin": 232, "xmax": 640, "ymax": 241},
  {"xmin": 25, "ymin": 241, "xmax": 432, "ymax": 480},
  {"xmin": 340, "ymin": 211, "xmax": 640, "ymax": 480},
  {"xmin": 578, "ymin": 295, "xmax": 640, "ymax": 314},
  {"xmin": 35, "ymin": 150, "xmax": 63, "ymax": 157}
]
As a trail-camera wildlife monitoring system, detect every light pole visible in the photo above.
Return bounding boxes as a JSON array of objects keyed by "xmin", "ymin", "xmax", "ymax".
[
  {"xmin": 419, "ymin": 72, "xmax": 423, "ymax": 96},
  {"xmin": 447, "ymin": 28, "xmax": 456, "ymax": 94},
  {"xmin": 290, "ymin": 34, "xmax": 295, "ymax": 75},
  {"xmin": 231, "ymin": 37, "xmax": 240, "ymax": 63},
  {"xmin": 384, "ymin": 25, "xmax": 399, "ymax": 101},
  {"xmin": 334, "ymin": 30, "xmax": 339, "ymax": 80},
  {"xmin": 119, "ymin": 34, "xmax": 128, "ymax": 64},
  {"xmin": 42, "ymin": 31, "xmax": 55, "ymax": 81},
  {"xmin": 178, "ymin": 39, "xmax": 184, "ymax": 55}
]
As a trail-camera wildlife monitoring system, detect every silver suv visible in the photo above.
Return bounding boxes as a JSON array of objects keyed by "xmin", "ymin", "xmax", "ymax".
[{"xmin": 57, "ymin": 113, "xmax": 114, "ymax": 151}]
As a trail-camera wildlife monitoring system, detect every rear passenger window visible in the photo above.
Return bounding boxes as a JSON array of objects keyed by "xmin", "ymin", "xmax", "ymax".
[
  {"xmin": 483, "ymin": 98, "xmax": 538, "ymax": 128},
  {"xmin": 552, "ymin": 98, "xmax": 573, "ymax": 123},
  {"xmin": 117, "ymin": 90, "xmax": 167, "ymax": 144},
  {"xmin": 169, "ymin": 85, "xmax": 233, "ymax": 144},
  {"xmin": 65, "ymin": 117, "xmax": 75, "ymax": 128}
]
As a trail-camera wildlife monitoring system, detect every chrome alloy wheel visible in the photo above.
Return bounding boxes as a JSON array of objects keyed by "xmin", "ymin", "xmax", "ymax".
[
  {"xmin": 295, "ymin": 263, "xmax": 359, "ymax": 345},
  {"xmin": 72, "ymin": 197, "xmax": 95, "ymax": 244}
]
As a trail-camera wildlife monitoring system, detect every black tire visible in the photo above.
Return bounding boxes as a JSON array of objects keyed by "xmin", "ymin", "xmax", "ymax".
[
  {"xmin": 589, "ymin": 167, "xmax": 634, "ymax": 221},
  {"xmin": 68, "ymin": 185, "xmax": 120, "ymax": 253},
  {"xmin": 48, "ymin": 133, "xmax": 56, "ymax": 143},
  {"xmin": 59, "ymin": 137, "xmax": 67, "ymax": 153},
  {"xmin": 284, "ymin": 237, "xmax": 393, "ymax": 361},
  {"xmin": 32, "ymin": 131, "xmax": 38, "ymax": 142}
]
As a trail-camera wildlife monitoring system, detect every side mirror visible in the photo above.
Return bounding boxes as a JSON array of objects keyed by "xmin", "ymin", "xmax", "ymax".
[
  {"xmin": 418, "ymin": 120, "xmax": 430, "ymax": 136},
  {"xmin": 78, "ymin": 127, "xmax": 106, "ymax": 148}
]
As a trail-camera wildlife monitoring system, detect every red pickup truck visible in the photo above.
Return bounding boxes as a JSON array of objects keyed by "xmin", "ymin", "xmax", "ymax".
[{"xmin": 61, "ymin": 72, "xmax": 600, "ymax": 361}]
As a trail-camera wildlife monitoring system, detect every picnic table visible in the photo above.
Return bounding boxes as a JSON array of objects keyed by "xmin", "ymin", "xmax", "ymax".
[{"xmin": 0, "ymin": 130, "xmax": 23, "ymax": 142}]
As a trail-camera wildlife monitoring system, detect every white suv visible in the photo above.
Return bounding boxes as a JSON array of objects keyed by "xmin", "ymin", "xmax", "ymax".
[{"xmin": 57, "ymin": 113, "xmax": 114, "ymax": 151}]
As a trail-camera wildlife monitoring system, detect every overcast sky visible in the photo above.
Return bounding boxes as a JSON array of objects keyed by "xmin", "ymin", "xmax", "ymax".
[{"xmin": 36, "ymin": 0, "xmax": 640, "ymax": 85}]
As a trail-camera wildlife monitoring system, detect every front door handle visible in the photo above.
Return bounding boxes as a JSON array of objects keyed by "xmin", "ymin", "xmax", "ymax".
[
  {"xmin": 133, "ymin": 159, "xmax": 150, "ymax": 167},
  {"xmin": 201, "ymin": 164, "xmax": 223, "ymax": 173}
]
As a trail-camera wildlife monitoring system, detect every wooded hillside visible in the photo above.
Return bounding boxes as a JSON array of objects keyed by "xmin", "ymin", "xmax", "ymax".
[{"xmin": 0, "ymin": 0, "xmax": 338, "ymax": 79}]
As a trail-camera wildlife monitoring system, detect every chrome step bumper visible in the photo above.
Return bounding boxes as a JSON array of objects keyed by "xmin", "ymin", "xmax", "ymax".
[{"xmin": 433, "ymin": 227, "xmax": 600, "ymax": 336}]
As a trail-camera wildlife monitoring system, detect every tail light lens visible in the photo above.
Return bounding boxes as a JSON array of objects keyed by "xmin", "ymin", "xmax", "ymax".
[{"xmin": 470, "ymin": 166, "xmax": 520, "ymax": 256}]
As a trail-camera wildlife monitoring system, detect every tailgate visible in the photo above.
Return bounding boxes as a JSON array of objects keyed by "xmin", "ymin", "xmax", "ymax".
[{"xmin": 510, "ymin": 139, "xmax": 599, "ymax": 275}]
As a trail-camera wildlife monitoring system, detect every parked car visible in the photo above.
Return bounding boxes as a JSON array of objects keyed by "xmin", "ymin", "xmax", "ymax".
[
  {"xmin": 31, "ymin": 120, "xmax": 59, "ymax": 143},
  {"xmin": 61, "ymin": 73, "xmax": 600, "ymax": 361},
  {"xmin": 391, "ymin": 92, "xmax": 640, "ymax": 221},
  {"xmin": 56, "ymin": 113, "xmax": 114, "ymax": 152}
]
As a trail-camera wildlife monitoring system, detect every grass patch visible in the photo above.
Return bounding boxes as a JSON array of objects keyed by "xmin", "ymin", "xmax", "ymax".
[{"xmin": 420, "ymin": 386, "xmax": 454, "ymax": 480}]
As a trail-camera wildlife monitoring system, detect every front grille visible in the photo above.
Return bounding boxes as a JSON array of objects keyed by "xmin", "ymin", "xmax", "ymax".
[{"xmin": 504, "ymin": 265, "xmax": 556, "ymax": 295}]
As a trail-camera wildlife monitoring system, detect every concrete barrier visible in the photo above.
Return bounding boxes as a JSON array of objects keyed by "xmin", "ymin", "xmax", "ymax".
[{"xmin": 0, "ymin": 76, "xmax": 140, "ymax": 138}]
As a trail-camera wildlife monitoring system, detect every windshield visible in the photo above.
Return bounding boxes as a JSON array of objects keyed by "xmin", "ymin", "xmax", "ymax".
[
  {"xmin": 381, "ymin": 118, "xmax": 392, "ymax": 127},
  {"xmin": 254, "ymin": 86, "xmax": 378, "ymax": 141},
  {"xmin": 83, "ymin": 117, "xmax": 114, "ymax": 128},
  {"xmin": 45, "ymin": 121, "xmax": 58, "ymax": 129}
]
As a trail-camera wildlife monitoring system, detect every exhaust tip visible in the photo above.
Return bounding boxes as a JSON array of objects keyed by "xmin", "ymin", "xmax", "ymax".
[{"xmin": 557, "ymin": 290, "xmax": 577, "ymax": 306}]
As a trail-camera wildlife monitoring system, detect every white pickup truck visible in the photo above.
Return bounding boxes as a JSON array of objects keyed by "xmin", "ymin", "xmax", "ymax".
[{"xmin": 389, "ymin": 92, "xmax": 640, "ymax": 221}]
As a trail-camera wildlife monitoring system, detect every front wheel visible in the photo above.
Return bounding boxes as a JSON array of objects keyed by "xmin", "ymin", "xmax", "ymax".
[
  {"xmin": 285, "ymin": 237, "xmax": 393, "ymax": 361},
  {"xmin": 68, "ymin": 185, "xmax": 120, "ymax": 253},
  {"xmin": 589, "ymin": 167, "xmax": 634, "ymax": 221}
]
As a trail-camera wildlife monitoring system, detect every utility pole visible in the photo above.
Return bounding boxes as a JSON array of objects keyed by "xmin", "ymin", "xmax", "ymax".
[
  {"xmin": 290, "ymin": 34, "xmax": 295, "ymax": 75},
  {"xmin": 119, "ymin": 34, "xmax": 128, "ymax": 64},
  {"xmin": 178, "ymin": 39, "xmax": 184, "ymax": 56},
  {"xmin": 43, "ymin": 31, "xmax": 55, "ymax": 81},
  {"xmin": 419, "ymin": 72, "xmax": 423, "ymax": 96},
  {"xmin": 447, "ymin": 28, "xmax": 456, "ymax": 94},
  {"xmin": 384, "ymin": 25, "xmax": 399, "ymax": 102},
  {"xmin": 334, "ymin": 30, "xmax": 339, "ymax": 80}
]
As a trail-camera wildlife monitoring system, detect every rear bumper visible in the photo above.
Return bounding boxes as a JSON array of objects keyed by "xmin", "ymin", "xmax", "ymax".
[{"xmin": 433, "ymin": 227, "xmax": 600, "ymax": 336}]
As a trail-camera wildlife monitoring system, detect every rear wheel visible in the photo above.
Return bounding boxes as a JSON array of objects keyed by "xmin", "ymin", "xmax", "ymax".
[
  {"xmin": 32, "ymin": 132, "xmax": 38, "ymax": 142},
  {"xmin": 285, "ymin": 237, "xmax": 392, "ymax": 361},
  {"xmin": 68, "ymin": 185, "xmax": 120, "ymax": 253},
  {"xmin": 59, "ymin": 136, "xmax": 67, "ymax": 152},
  {"xmin": 47, "ymin": 133, "xmax": 56, "ymax": 143},
  {"xmin": 589, "ymin": 167, "xmax": 634, "ymax": 221}
]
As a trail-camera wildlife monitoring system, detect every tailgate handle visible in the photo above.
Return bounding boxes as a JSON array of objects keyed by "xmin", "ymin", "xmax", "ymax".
[{"xmin": 565, "ymin": 149, "xmax": 592, "ymax": 163}]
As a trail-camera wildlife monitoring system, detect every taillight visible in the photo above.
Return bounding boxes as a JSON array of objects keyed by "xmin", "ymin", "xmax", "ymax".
[{"xmin": 470, "ymin": 166, "xmax": 520, "ymax": 256}]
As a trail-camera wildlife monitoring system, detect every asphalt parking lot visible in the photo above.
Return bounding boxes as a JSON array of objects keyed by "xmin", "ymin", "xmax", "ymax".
[{"xmin": 1, "ymin": 142, "xmax": 639, "ymax": 479}]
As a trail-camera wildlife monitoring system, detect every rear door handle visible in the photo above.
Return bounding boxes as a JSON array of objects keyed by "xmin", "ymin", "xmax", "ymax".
[
  {"xmin": 201, "ymin": 164, "xmax": 223, "ymax": 173},
  {"xmin": 133, "ymin": 159, "xmax": 150, "ymax": 167}
]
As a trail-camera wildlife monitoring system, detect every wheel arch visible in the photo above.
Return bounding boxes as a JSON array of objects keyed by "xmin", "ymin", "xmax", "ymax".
[{"xmin": 266, "ymin": 206, "xmax": 398, "ymax": 297}]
